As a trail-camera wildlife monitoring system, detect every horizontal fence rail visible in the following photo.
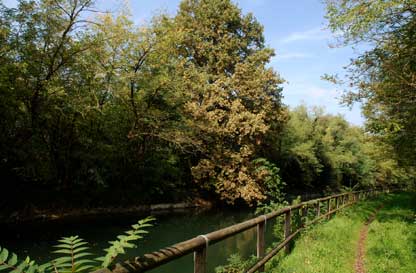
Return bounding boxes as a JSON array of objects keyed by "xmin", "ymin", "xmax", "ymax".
[{"xmin": 93, "ymin": 190, "xmax": 384, "ymax": 273}]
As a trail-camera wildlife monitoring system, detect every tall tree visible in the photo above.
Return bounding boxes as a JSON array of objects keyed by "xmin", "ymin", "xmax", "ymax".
[
  {"xmin": 85, "ymin": 11, "xmax": 197, "ymax": 194},
  {"xmin": 171, "ymin": 0, "xmax": 287, "ymax": 204}
]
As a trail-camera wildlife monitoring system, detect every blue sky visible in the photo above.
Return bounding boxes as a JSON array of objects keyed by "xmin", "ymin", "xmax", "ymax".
[{"xmin": 3, "ymin": 0, "xmax": 364, "ymax": 125}]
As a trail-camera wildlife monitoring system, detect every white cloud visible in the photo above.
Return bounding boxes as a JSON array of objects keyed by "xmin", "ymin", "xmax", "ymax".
[
  {"xmin": 282, "ymin": 82, "xmax": 339, "ymax": 105},
  {"xmin": 307, "ymin": 86, "xmax": 338, "ymax": 98},
  {"xmin": 279, "ymin": 27, "xmax": 332, "ymax": 44},
  {"xmin": 282, "ymin": 83, "xmax": 364, "ymax": 125}
]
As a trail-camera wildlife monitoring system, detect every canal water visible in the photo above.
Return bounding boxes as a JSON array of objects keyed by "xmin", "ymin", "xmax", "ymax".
[{"xmin": 1, "ymin": 208, "xmax": 278, "ymax": 273}]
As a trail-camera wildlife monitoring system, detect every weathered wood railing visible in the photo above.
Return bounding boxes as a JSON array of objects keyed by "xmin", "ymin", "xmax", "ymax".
[{"xmin": 95, "ymin": 190, "xmax": 382, "ymax": 273}]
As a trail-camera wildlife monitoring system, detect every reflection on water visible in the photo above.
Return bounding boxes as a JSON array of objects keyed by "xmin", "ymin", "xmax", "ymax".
[{"xmin": 1, "ymin": 208, "xmax": 277, "ymax": 273}]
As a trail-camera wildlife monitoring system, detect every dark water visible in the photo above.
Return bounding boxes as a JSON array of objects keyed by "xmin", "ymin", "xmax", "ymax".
[{"xmin": 1, "ymin": 208, "xmax": 278, "ymax": 273}]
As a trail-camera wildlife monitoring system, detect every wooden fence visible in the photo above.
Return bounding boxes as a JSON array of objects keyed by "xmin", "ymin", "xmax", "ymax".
[{"xmin": 95, "ymin": 190, "xmax": 382, "ymax": 273}]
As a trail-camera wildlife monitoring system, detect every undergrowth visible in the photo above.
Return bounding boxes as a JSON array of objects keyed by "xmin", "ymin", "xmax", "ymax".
[{"xmin": 215, "ymin": 254, "xmax": 257, "ymax": 273}]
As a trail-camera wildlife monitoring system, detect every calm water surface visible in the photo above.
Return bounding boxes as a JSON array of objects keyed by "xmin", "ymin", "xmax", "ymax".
[{"xmin": 1, "ymin": 208, "xmax": 278, "ymax": 273}]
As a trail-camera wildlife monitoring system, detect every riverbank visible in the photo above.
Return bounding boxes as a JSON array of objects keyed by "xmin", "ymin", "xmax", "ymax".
[
  {"xmin": 1, "ymin": 183, "xmax": 326, "ymax": 225},
  {"xmin": 0, "ymin": 198, "xmax": 214, "ymax": 224},
  {"xmin": 1, "ymin": 192, "xmax": 325, "ymax": 224},
  {"xmin": 0, "ymin": 181, "xmax": 218, "ymax": 224}
]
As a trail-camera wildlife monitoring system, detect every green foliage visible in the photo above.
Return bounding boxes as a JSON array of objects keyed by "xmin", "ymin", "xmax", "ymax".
[
  {"xmin": 253, "ymin": 158, "xmax": 285, "ymax": 201},
  {"xmin": 51, "ymin": 236, "xmax": 95, "ymax": 273},
  {"xmin": 0, "ymin": 0, "xmax": 412, "ymax": 212},
  {"xmin": 0, "ymin": 0, "xmax": 198, "ymax": 206},
  {"xmin": 289, "ymin": 196, "xmax": 303, "ymax": 231},
  {"xmin": 255, "ymin": 200, "xmax": 289, "ymax": 218},
  {"xmin": 0, "ymin": 0, "xmax": 287, "ymax": 207},
  {"xmin": 325, "ymin": 0, "xmax": 416, "ymax": 172},
  {"xmin": 277, "ymin": 105, "xmax": 410, "ymax": 192},
  {"xmin": 98, "ymin": 216, "xmax": 155, "ymax": 268},
  {"xmin": 0, "ymin": 247, "xmax": 46, "ymax": 273},
  {"xmin": 215, "ymin": 254, "xmax": 257, "ymax": 273},
  {"xmin": 325, "ymin": 0, "xmax": 413, "ymax": 43},
  {"xmin": 0, "ymin": 217, "xmax": 154, "ymax": 273}
]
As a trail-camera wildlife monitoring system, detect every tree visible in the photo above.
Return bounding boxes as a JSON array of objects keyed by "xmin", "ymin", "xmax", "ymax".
[
  {"xmin": 0, "ymin": 1, "xmax": 195, "ymax": 198},
  {"xmin": 84, "ymin": 11, "xmax": 197, "ymax": 195},
  {"xmin": 325, "ymin": 0, "xmax": 416, "ymax": 167},
  {"xmin": 277, "ymin": 105, "xmax": 409, "ymax": 192},
  {"xmin": 172, "ymin": 0, "xmax": 286, "ymax": 204},
  {"xmin": 279, "ymin": 106, "xmax": 323, "ymax": 189},
  {"xmin": 0, "ymin": 0, "xmax": 98, "ymax": 186}
]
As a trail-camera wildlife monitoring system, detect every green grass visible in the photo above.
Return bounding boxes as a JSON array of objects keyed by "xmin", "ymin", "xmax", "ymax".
[
  {"xmin": 365, "ymin": 193, "xmax": 416, "ymax": 273},
  {"xmin": 268, "ymin": 192, "xmax": 416, "ymax": 273}
]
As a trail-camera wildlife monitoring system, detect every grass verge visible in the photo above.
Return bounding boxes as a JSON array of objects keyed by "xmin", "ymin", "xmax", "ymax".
[
  {"xmin": 365, "ymin": 192, "xmax": 416, "ymax": 273},
  {"xmin": 269, "ymin": 192, "xmax": 415, "ymax": 273}
]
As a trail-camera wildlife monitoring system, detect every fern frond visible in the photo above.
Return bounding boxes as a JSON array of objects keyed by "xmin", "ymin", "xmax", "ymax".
[
  {"xmin": 0, "ymin": 247, "xmax": 41, "ymax": 273},
  {"xmin": 52, "ymin": 236, "xmax": 96, "ymax": 273},
  {"xmin": 99, "ymin": 216, "xmax": 155, "ymax": 268}
]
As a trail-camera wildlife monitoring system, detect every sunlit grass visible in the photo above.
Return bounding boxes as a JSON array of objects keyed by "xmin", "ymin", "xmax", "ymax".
[
  {"xmin": 365, "ymin": 193, "xmax": 416, "ymax": 273},
  {"xmin": 269, "ymin": 193, "xmax": 415, "ymax": 273}
]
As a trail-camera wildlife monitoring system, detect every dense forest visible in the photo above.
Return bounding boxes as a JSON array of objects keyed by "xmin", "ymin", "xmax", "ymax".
[{"xmin": 0, "ymin": 0, "xmax": 414, "ymax": 216}]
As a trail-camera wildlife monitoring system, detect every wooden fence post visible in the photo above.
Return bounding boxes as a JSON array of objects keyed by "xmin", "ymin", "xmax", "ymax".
[
  {"xmin": 335, "ymin": 196, "xmax": 339, "ymax": 210},
  {"xmin": 284, "ymin": 210, "xmax": 291, "ymax": 254},
  {"xmin": 326, "ymin": 199, "xmax": 331, "ymax": 219},
  {"xmin": 316, "ymin": 201, "xmax": 320, "ymax": 217},
  {"xmin": 194, "ymin": 246, "xmax": 206, "ymax": 273},
  {"xmin": 257, "ymin": 220, "xmax": 265, "ymax": 272}
]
